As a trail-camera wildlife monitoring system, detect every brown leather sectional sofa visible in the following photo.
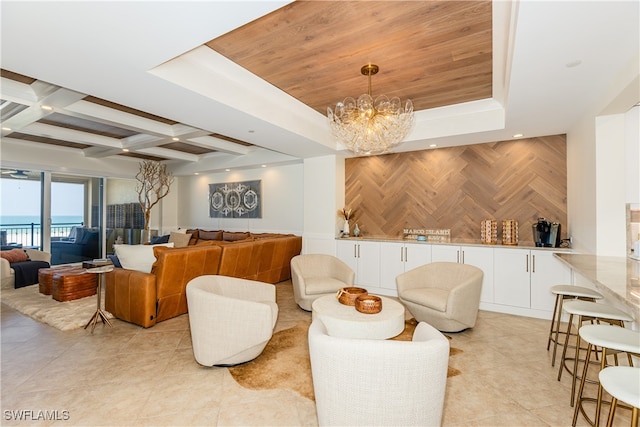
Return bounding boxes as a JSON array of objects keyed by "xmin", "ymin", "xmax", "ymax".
[{"xmin": 105, "ymin": 231, "xmax": 302, "ymax": 328}]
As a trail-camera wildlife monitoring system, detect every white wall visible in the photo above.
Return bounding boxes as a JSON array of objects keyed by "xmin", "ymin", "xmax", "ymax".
[
  {"xmin": 595, "ymin": 114, "xmax": 627, "ymax": 256},
  {"xmin": 174, "ymin": 163, "xmax": 303, "ymax": 234},
  {"xmin": 567, "ymin": 60, "xmax": 639, "ymax": 255},
  {"xmin": 626, "ymin": 105, "xmax": 640, "ymax": 205},
  {"xmin": 302, "ymin": 155, "xmax": 345, "ymax": 255}
]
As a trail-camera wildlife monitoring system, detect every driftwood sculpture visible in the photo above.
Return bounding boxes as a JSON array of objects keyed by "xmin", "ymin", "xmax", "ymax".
[{"xmin": 135, "ymin": 160, "xmax": 174, "ymax": 237}]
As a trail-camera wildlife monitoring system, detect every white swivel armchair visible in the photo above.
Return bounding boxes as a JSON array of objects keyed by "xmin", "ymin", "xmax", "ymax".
[
  {"xmin": 290, "ymin": 254, "xmax": 355, "ymax": 311},
  {"xmin": 308, "ymin": 318, "xmax": 450, "ymax": 427},
  {"xmin": 186, "ymin": 275, "xmax": 278, "ymax": 366},
  {"xmin": 396, "ymin": 262, "xmax": 484, "ymax": 332}
]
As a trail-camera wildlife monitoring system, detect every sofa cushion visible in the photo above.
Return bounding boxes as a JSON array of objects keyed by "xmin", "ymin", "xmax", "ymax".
[
  {"xmin": 196, "ymin": 229, "xmax": 221, "ymax": 241},
  {"xmin": 223, "ymin": 231, "xmax": 250, "ymax": 241},
  {"xmin": 168, "ymin": 232, "xmax": 191, "ymax": 248},
  {"xmin": 114, "ymin": 243, "xmax": 174, "ymax": 273},
  {"xmin": 305, "ymin": 277, "xmax": 347, "ymax": 295},
  {"xmin": 401, "ymin": 288, "xmax": 449, "ymax": 312},
  {"xmin": 1, "ymin": 248, "xmax": 29, "ymax": 263}
]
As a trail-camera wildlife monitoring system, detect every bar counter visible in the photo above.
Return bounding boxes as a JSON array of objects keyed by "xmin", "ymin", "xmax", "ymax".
[{"xmin": 554, "ymin": 253, "xmax": 640, "ymax": 321}]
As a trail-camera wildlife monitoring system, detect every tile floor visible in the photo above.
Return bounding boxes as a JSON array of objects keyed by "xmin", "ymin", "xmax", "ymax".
[{"xmin": 1, "ymin": 281, "xmax": 635, "ymax": 426}]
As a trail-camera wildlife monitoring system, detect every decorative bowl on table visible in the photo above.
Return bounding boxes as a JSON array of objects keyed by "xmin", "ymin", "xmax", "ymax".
[
  {"xmin": 336, "ymin": 287, "xmax": 368, "ymax": 306},
  {"xmin": 355, "ymin": 294, "xmax": 382, "ymax": 314}
]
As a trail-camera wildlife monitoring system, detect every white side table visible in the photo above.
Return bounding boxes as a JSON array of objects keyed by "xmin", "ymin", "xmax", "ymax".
[{"xmin": 312, "ymin": 294, "xmax": 405, "ymax": 339}]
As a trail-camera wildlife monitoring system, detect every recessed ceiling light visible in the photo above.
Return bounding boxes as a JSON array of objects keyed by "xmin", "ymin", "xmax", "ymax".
[
  {"xmin": 41, "ymin": 105, "xmax": 53, "ymax": 111},
  {"xmin": 429, "ymin": 144, "xmax": 437, "ymax": 148},
  {"xmin": 225, "ymin": 169, "xmax": 231, "ymax": 172},
  {"xmin": 1, "ymin": 126, "xmax": 11, "ymax": 131},
  {"xmin": 513, "ymin": 133, "xmax": 524, "ymax": 138},
  {"xmin": 122, "ymin": 148, "xmax": 129, "ymax": 152},
  {"xmin": 194, "ymin": 172, "xmax": 199, "ymax": 175},
  {"xmin": 172, "ymin": 137, "xmax": 179, "ymax": 141},
  {"xmin": 261, "ymin": 164, "xmax": 267, "ymax": 168}
]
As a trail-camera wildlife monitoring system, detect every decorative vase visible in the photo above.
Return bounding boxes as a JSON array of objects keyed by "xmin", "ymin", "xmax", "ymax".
[
  {"xmin": 353, "ymin": 223, "xmax": 360, "ymax": 237},
  {"xmin": 343, "ymin": 219, "xmax": 350, "ymax": 236}
]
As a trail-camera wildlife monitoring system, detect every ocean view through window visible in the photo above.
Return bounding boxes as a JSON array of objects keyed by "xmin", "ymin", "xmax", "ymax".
[{"xmin": 0, "ymin": 175, "xmax": 84, "ymax": 247}]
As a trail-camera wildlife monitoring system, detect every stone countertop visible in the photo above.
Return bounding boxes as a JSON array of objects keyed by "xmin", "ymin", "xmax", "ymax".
[
  {"xmin": 553, "ymin": 253, "xmax": 640, "ymax": 320},
  {"xmin": 337, "ymin": 236, "xmax": 573, "ymax": 251}
]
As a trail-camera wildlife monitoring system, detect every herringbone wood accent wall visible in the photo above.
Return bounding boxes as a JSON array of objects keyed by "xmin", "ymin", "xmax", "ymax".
[{"xmin": 345, "ymin": 135, "xmax": 567, "ymax": 245}]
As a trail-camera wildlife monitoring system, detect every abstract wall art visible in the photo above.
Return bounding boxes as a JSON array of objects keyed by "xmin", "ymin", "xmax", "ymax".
[{"xmin": 209, "ymin": 180, "xmax": 262, "ymax": 218}]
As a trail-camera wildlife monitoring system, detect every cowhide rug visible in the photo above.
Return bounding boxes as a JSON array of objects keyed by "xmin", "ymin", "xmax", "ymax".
[
  {"xmin": 0, "ymin": 284, "xmax": 113, "ymax": 331},
  {"xmin": 229, "ymin": 318, "xmax": 461, "ymax": 401}
]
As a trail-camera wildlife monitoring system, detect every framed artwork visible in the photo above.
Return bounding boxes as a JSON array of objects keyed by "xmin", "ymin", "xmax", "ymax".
[{"xmin": 209, "ymin": 180, "xmax": 262, "ymax": 218}]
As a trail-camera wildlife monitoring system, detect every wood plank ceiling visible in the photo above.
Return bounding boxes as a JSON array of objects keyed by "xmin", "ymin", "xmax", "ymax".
[
  {"xmin": 206, "ymin": 0, "xmax": 492, "ymax": 114},
  {"xmin": 1, "ymin": 1, "xmax": 492, "ymax": 164}
]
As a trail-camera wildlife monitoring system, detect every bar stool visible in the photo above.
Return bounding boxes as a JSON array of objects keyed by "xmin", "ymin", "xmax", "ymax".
[
  {"xmin": 557, "ymin": 300, "xmax": 634, "ymax": 407},
  {"xmin": 547, "ymin": 285, "xmax": 603, "ymax": 367},
  {"xmin": 600, "ymin": 366, "xmax": 640, "ymax": 427},
  {"xmin": 572, "ymin": 324, "xmax": 639, "ymax": 426}
]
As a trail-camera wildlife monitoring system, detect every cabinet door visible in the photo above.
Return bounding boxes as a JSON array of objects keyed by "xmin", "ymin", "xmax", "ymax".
[
  {"xmin": 493, "ymin": 248, "xmax": 531, "ymax": 308},
  {"xmin": 460, "ymin": 245, "xmax": 494, "ymax": 303},
  {"xmin": 431, "ymin": 244, "xmax": 461, "ymax": 263},
  {"xmin": 530, "ymin": 250, "xmax": 572, "ymax": 311},
  {"xmin": 404, "ymin": 242, "xmax": 431, "ymax": 272},
  {"xmin": 379, "ymin": 242, "xmax": 406, "ymax": 290},
  {"xmin": 356, "ymin": 241, "xmax": 380, "ymax": 288},
  {"xmin": 336, "ymin": 240, "xmax": 358, "ymax": 275}
]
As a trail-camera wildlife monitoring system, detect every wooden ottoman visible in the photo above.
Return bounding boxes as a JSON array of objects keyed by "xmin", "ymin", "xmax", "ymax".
[
  {"xmin": 38, "ymin": 266, "xmax": 83, "ymax": 295},
  {"xmin": 51, "ymin": 269, "xmax": 97, "ymax": 302}
]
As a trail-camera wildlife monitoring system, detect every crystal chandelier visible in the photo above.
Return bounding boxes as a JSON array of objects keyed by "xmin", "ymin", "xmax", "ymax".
[{"xmin": 327, "ymin": 64, "xmax": 414, "ymax": 156}]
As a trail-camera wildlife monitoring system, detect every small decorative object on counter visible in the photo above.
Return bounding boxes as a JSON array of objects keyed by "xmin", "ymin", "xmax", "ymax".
[
  {"xmin": 353, "ymin": 223, "xmax": 360, "ymax": 237},
  {"xmin": 481, "ymin": 219, "xmax": 497, "ymax": 245},
  {"xmin": 337, "ymin": 207, "xmax": 354, "ymax": 237},
  {"xmin": 337, "ymin": 287, "xmax": 368, "ymax": 306},
  {"xmin": 502, "ymin": 219, "xmax": 519, "ymax": 245}
]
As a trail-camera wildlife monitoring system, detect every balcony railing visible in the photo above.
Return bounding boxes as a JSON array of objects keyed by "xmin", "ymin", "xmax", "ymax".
[{"xmin": 0, "ymin": 222, "xmax": 84, "ymax": 248}]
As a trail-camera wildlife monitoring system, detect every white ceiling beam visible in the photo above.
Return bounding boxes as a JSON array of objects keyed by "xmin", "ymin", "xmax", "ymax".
[{"xmin": 188, "ymin": 135, "xmax": 252, "ymax": 155}]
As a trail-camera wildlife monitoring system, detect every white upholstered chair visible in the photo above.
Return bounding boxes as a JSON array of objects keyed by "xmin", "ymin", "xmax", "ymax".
[
  {"xmin": 186, "ymin": 275, "xmax": 278, "ymax": 366},
  {"xmin": 308, "ymin": 318, "xmax": 450, "ymax": 427},
  {"xmin": 290, "ymin": 254, "xmax": 355, "ymax": 311},
  {"xmin": 396, "ymin": 262, "xmax": 483, "ymax": 332}
]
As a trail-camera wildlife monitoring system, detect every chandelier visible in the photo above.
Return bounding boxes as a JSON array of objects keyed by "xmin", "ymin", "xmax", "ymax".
[{"xmin": 327, "ymin": 64, "xmax": 414, "ymax": 155}]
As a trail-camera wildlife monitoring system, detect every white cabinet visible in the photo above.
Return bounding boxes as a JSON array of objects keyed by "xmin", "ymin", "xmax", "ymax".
[
  {"xmin": 494, "ymin": 248, "xmax": 531, "ymax": 308},
  {"xmin": 379, "ymin": 241, "xmax": 431, "ymax": 290},
  {"xmin": 432, "ymin": 244, "xmax": 494, "ymax": 303},
  {"xmin": 494, "ymin": 248, "xmax": 572, "ymax": 312},
  {"xmin": 530, "ymin": 250, "xmax": 572, "ymax": 311},
  {"xmin": 335, "ymin": 240, "xmax": 381, "ymax": 288}
]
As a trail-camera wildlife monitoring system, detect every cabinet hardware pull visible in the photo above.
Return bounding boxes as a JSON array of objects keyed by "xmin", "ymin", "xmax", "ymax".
[
  {"xmin": 400, "ymin": 247, "xmax": 403, "ymax": 262},
  {"xmin": 457, "ymin": 250, "xmax": 460, "ymax": 263},
  {"xmin": 532, "ymin": 254, "xmax": 536, "ymax": 273},
  {"xmin": 354, "ymin": 244, "xmax": 357, "ymax": 258},
  {"xmin": 462, "ymin": 250, "xmax": 465, "ymax": 264},
  {"xmin": 404, "ymin": 247, "xmax": 408, "ymax": 263},
  {"xmin": 526, "ymin": 254, "xmax": 529, "ymax": 272},
  {"xmin": 357, "ymin": 244, "xmax": 360, "ymax": 258}
]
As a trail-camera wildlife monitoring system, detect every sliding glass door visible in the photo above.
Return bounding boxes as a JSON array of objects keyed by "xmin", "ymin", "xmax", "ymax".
[{"xmin": 0, "ymin": 168, "xmax": 104, "ymax": 265}]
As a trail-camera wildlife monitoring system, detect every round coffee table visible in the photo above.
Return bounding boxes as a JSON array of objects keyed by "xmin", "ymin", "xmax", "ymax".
[{"xmin": 311, "ymin": 294, "xmax": 405, "ymax": 339}]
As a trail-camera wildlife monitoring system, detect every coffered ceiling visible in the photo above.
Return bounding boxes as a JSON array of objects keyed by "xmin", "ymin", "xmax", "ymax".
[{"xmin": 0, "ymin": 1, "xmax": 638, "ymax": 177}]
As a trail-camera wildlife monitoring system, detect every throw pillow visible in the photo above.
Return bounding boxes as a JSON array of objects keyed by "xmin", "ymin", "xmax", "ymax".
[
  {"xmin": 0, "ymin": 248, "xmax": 29, "ymax": 263},
  {"xmin": 150, "ymin": 234, "xmax": 170, "ymax": 244},
  {"xmin": 114, "ymin": 243, "xmax": 174, "ymax": 273},
  {"xmin": 168, "ymin": 231, "xmax": 191, "ymax": 248}
]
